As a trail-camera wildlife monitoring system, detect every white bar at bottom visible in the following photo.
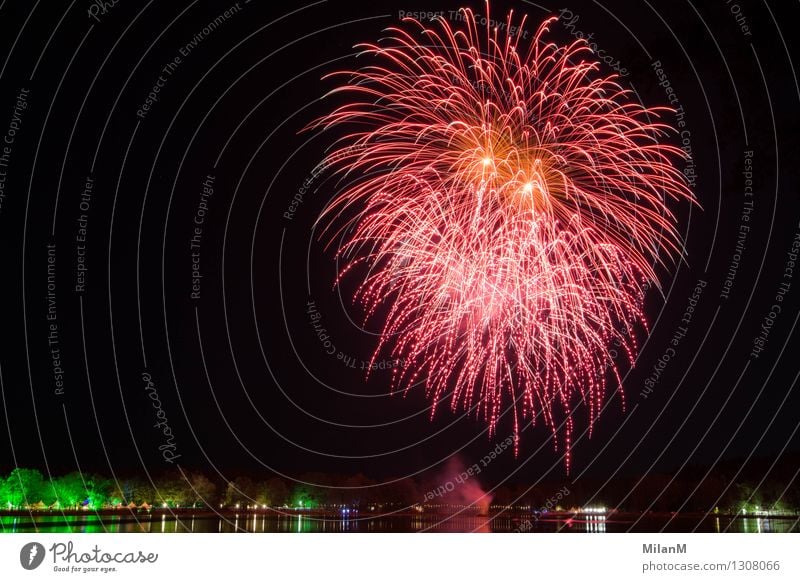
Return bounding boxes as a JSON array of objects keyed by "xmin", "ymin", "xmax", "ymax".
[{"xmin": 0, "ymin": 533, "xmax": 797, "ymax": 581}]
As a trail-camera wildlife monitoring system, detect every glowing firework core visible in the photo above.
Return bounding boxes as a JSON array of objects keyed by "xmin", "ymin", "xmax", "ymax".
[{"xmin": 316, "ymin": 7, "xmax": 694, "ymax": 470}]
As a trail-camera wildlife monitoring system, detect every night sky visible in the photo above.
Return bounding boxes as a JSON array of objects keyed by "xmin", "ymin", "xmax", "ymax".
[{"xmin": 0, "ymin": 0, "xmax": 798, "ymax": 491}]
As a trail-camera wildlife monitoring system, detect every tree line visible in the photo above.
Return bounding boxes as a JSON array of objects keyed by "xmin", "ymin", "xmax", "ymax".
[
  {"xmin": 0, "ymin": 468, "xmax": 412, "ymax": 510},
  {"xmin": 1, "ymin": 460, "xmax": 798, "ymax": 513}
]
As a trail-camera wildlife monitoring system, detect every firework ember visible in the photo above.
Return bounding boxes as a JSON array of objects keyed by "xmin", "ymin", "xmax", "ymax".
[{"xmin": 315, "ymin": 6, "xmax": 694, "ymax": 470}]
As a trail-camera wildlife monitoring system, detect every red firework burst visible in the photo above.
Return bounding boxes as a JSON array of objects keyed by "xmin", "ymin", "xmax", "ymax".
[{"xmin": 314, "ymin": 6, "xmax": 694, "ymax": 470}]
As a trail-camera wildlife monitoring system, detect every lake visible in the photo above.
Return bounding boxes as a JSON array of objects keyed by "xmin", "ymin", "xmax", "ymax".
[{"xmin": 1, "ymin": 511, "xmax": 797, "ymax": 533}]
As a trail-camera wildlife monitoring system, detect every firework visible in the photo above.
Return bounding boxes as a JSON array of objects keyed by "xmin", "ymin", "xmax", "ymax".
[{"xmin": 314, "ymin": 6, "xmax": 694, "ymax": 469}]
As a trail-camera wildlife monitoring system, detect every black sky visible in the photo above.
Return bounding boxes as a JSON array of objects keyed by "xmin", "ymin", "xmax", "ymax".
[{"xmin": 0, "ymin": 0, "xmax": 798, "ymax": 489}]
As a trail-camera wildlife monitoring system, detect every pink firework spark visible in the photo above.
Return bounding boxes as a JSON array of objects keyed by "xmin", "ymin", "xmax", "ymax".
[{"xmin": 314, "ymin": 6, "xmax": 694, "ymax": 470}]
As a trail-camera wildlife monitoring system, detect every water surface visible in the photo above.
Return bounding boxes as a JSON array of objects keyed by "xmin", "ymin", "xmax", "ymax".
[{"xmin": 2, "ymin": 512, "xmax": 797, "ymax": 533}]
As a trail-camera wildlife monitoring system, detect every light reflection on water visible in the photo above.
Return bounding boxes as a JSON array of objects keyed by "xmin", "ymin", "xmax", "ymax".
[
  {"xmin": 0, "ymin": 513, "xmax": 797, "ymax": 533},
  {"xmin": 585, "ymin": 515, "xmax": 606, "ymax": 533}
]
